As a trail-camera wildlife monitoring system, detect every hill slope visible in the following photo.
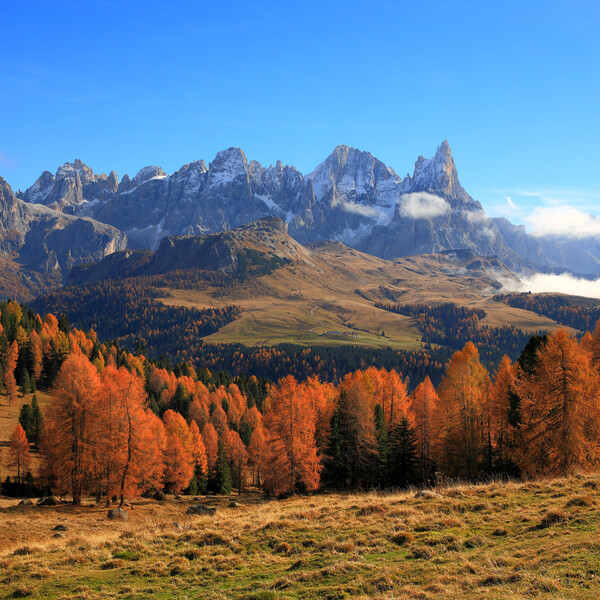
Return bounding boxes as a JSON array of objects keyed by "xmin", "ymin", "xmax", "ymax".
[{"xmin": 35, "ymin": 218, "xmax": 576, "ymax": 359}]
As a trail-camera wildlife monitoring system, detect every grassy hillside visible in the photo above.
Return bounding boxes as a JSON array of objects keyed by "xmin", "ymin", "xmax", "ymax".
[{"xmin": 1, "ymin": 475, "xmax": 599, "ymax": 599}]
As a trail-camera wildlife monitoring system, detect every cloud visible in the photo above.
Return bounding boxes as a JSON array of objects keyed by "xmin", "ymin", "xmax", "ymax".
[
  {"xmin": 340, "ymin": 202, "xmax": 380, "ymax": 218},
  {"xmin": 524, "ymin": 205, "xmax": 600, "ymax": 238},
  {"xmin": 398, "ymin": 192, "xmax": 450, "ymax": 219},
  {"xmin": 500, "ymin": 273, "xmax": 600, "ymax": 299},
  {"xmin": 465, "ymin": 210, "xmax": 487, "ymax": 224}
]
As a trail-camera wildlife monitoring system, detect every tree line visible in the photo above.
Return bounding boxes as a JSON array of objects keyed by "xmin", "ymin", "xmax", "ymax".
[
  {"xmin": 496, "ymin": 292, "xmax": 600, "ymax": 332},
  {"xmin": 375, "ymin": 301, "xmax": 532, "ymax": 364},
  {"xmin": 3, "ymin": 298, "xmax": 600, "ymax": 502}
]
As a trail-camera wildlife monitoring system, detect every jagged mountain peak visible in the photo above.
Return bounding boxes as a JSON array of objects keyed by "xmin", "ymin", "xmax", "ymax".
[
  {"xmin": 210, "ymin": 147, "xmax": 248, "ymax": 172},
  {"xmin": 131, "ymin": 165, "xmax": 166, "ymax": 187},
  {"xmin": 401, "ymin": 140, "xmax": 475, "ymax": 208}
]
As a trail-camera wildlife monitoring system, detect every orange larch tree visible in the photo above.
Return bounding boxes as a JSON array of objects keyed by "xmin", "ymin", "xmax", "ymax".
[
  {"xmin": 10, "ymin": 423, "xmax": 31, "ymax": 484},
  {"xmin": 202, "ymin": 421, "xmax": 219, "ymax": 478},
  {"xmin": 407, "ymin": 376, "xmax": 440, "ymax": 484},
  {"xmin": 211, "ymin": 404, "xmax": 229, "ymax": 437},
  {"xmin": 189, "ymin": 420, "xmax": 208, "ymax": 491},
  {"xmin": 263, "ymin": 375, "xmax": 321, "ymax": 496},
  {"xmin": 488, "ymin": 355, "xmax": 518, "ymax": 471},
  {"xmin": 4, "ymin": 340, "xmax": 18, "ymax": 406},
  {"xmin": 162, "ymin": 410, "xmax": 194, "ymax": 492},
  {"xmin": 518, "ymin": 328, "xmax": 600, "ymax": 477},
  {"xmin": 248, "ymin": 424, "xmax": 269, "ymax": 486},
  {"xmin": 226, "ymin": 429, "xmax": 249, "ymax": 493},
  {"xmin": 43, "ymin": 353, "xmax": 102, "ymax": 503},
  {"xmin": 437, "ymin": 342, "xmax": 491, "ymax": 479}
]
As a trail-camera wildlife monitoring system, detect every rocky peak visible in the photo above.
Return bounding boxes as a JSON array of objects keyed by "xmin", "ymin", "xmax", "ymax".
[
  {"xmin": 209, "ymin": 147, "xmax": 248, "ymax": 178},
  {"xmin": 118, "ymin": 174, "xmax": 132, "ymax": 194},
  {"xmin": 402, "ymin": 140, "xmax": 462, "ymax": 198},
  {"xmin": 131, "ymin": 166, "xmax": 166, "ymax": 187},
  {"xmin": 107, "ymin": 170, "xmax": 119, "ymax": 192}
]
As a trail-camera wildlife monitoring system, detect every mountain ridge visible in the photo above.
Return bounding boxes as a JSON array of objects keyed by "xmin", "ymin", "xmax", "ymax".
[{"xmin": 5, "ymin": 141, "xmax": 600, "ymax": 294}]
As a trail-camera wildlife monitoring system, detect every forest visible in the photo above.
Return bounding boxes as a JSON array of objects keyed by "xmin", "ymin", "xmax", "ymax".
[
  {"xmin": 2, "ymin": 299, "xmax": 600, "ymax": 503},
  {"xmin": 31, "ymin": 280, "xmax": 242, "ymax": 360},
  {"xmin": 375, "ymin": 301, "xmax": 532, "ymax": 364},
  {"xmin": 496, "ymin": 292, "xmax": 600, "ymax": 331}
]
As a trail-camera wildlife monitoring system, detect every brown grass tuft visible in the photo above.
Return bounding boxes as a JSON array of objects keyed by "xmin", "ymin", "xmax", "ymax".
[{"xmin": 390, "ymin": 531, "xmax": 415, "ymax": 545}]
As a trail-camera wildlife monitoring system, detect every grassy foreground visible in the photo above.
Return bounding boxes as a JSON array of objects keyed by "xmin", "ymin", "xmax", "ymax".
[{"xmin": 1, "ymin": 476, "xmax": 599, "ymax": 600}]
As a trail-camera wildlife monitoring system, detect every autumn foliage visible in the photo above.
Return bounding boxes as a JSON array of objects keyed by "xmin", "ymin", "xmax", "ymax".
[{"xmin": 3, "ymin": 297, "xmax": 600, "ymax": 501}]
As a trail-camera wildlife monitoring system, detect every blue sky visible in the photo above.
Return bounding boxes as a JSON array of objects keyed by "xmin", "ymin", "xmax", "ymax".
[{"xmin": 1, "ymin": 0, "xmax": 599, "ymax": 231}]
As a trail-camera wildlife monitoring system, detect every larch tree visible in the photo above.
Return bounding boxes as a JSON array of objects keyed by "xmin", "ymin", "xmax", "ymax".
[
  {"xmin": 44, "ymin": 353, "xmax": 102, "ymax": 503},
  {"xmin": 188, "ymin": 398, "xmax": 209, "ymax": 431},
  {"xmin": 10, "ymin": 423, "xmax": 31, "ymax": 484},
  {"xmin": 202, "ymin": 421, "xmax": 219, "ymax": 479},
  {"xmin": 140, "ymin": 411, "xmax": 166, "ymax": 492},
  {"xmin": 407, "ymin": 376, "xmax": 440, "ymax": 485},
  {"xmin": 4, "ymin": 340, "xmax": 18, "ymax": 406},
  {"xmin": 437, "ymin": 342, "xmax": 491, "ymax": 479},
  {"xmin": 99, "ymin": 366, "xmax": 152, "ymax": 505},
  {"xmin": 518, "ymin": 328, "xmax": 600, "ymax": 477},
  {"xmin": 488, "ymin": 355, "xmax": 518, "ymax": 472},
  {"xmin": 226, "ymin": 429, "xmax": 249, "ymax": 494},
  {"xmin": 162, "ymin": 410, "xmax": 194, "ymax": 492},
  {"xmin": 30, "ymin": 330, "xmax": 43, "ymax": 384},
  {"xmin": 189, "ymin": 420, "xmax": 208, "ymax": 494},
  {"xmin": 248, "ymin": 424, "xmax": 268, "ymax": 486},
  {"xmin": 263, "ymin": 375, "xmax": 321, "ymax": 496},
  {"xmin": 211, "ymin": 404, "xmax": 229, "ymax": 437}
]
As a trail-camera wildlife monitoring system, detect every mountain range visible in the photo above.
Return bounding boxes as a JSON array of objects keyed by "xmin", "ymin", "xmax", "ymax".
[{"xmin": 1, "ymin": 141, "xmax": 599, "ymax": 301}]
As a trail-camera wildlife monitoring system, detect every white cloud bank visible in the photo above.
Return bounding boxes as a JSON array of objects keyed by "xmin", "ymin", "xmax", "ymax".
[
  {"xmin": 501, "ymin": 273, "xmax": 600, "ymax": 299},
  {"xmin": 524, "ymin": 205, "xmax": 600, "ymax": 239},
  {"xmin": 398, "ymin": 192, "xmax": 450, "ymax": 219}
]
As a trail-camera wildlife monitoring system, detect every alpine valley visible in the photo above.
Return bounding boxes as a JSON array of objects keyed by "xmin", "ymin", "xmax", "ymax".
[{"xmin": 2, "ymin": 141, "xmax": 600, "ymax": 367}]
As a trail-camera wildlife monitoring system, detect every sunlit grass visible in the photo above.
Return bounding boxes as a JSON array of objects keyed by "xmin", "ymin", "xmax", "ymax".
[{"xmin": 1, "ymin": 474, "xmax": 599, "ymax": 599}]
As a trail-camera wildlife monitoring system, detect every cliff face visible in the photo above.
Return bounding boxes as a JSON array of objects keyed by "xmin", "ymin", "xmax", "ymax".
[
  {"xmin": 0, "ymin": 176, "xmax": 127, "ymax": 294},
  {"xmin": 15, "ymin": 141, "xmax": 600, "ymax": 278}
]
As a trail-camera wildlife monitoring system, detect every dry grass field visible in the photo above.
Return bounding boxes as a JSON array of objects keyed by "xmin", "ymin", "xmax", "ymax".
[{"xmin": 1, "ymin": 475, "xmax": 599, "ymax": 599}]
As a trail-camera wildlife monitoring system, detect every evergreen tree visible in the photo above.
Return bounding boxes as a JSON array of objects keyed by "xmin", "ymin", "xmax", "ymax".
[
  {"xmin": 30, "ymin": 394, "xmax": 43, "ymax": 446},
  {"xmin": 18, "ymin": 403, "xmax": 34, "ymax": 443},
  {"xmin": 214, "ymin": 439, "xmax": 232, "ymax": 495},
  {"xmin": 374, "ymin": 404, "xmax": 388, "ymax": 487},
  {"xmin": 19, "ymin": 368, "xmax": 32, "ymax": 394},
  {"xmin": 58, "ymin": 313, "xmax": 70, "ymax": 334},
  {"xmin": 386, "ymin": 417, "xmax": 418, "ymax": 488},
  {"xmin": 169, "ymin": 383, "xmax": 191, "ymax": 418}
]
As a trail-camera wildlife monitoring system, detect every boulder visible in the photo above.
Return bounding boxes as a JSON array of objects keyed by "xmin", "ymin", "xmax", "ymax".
[
  {"xmin": 153, "ymin": 490, "xmax": 166, "ymax": 501},
  {"xmin": 414, "ymin": 490, "xmax": 444, "ymax": 500},
  {"xmin": 53, "ymin": 533, "xmax": 65, "ymax": 538},
  {"xmin": 52, "ymin": 525, "xmax": 68, "ymax": 532},
  {"xmin": 18, "ymin": 499, "xmax": 34, "ymax": 506},
  {"xmin": 107, "ymin": 508, "xmax": 129, "ymax": 521},
  {"xmin": 187, "ymin": 504, "xmax": 217, "ymax": 516},
  {"xmin": 228, "ymin": 501, "xmax": 241, "ymax": 508},
  {"xmin": 38, "ymin": 496, "xmax": 59, "ymax": 506}
]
